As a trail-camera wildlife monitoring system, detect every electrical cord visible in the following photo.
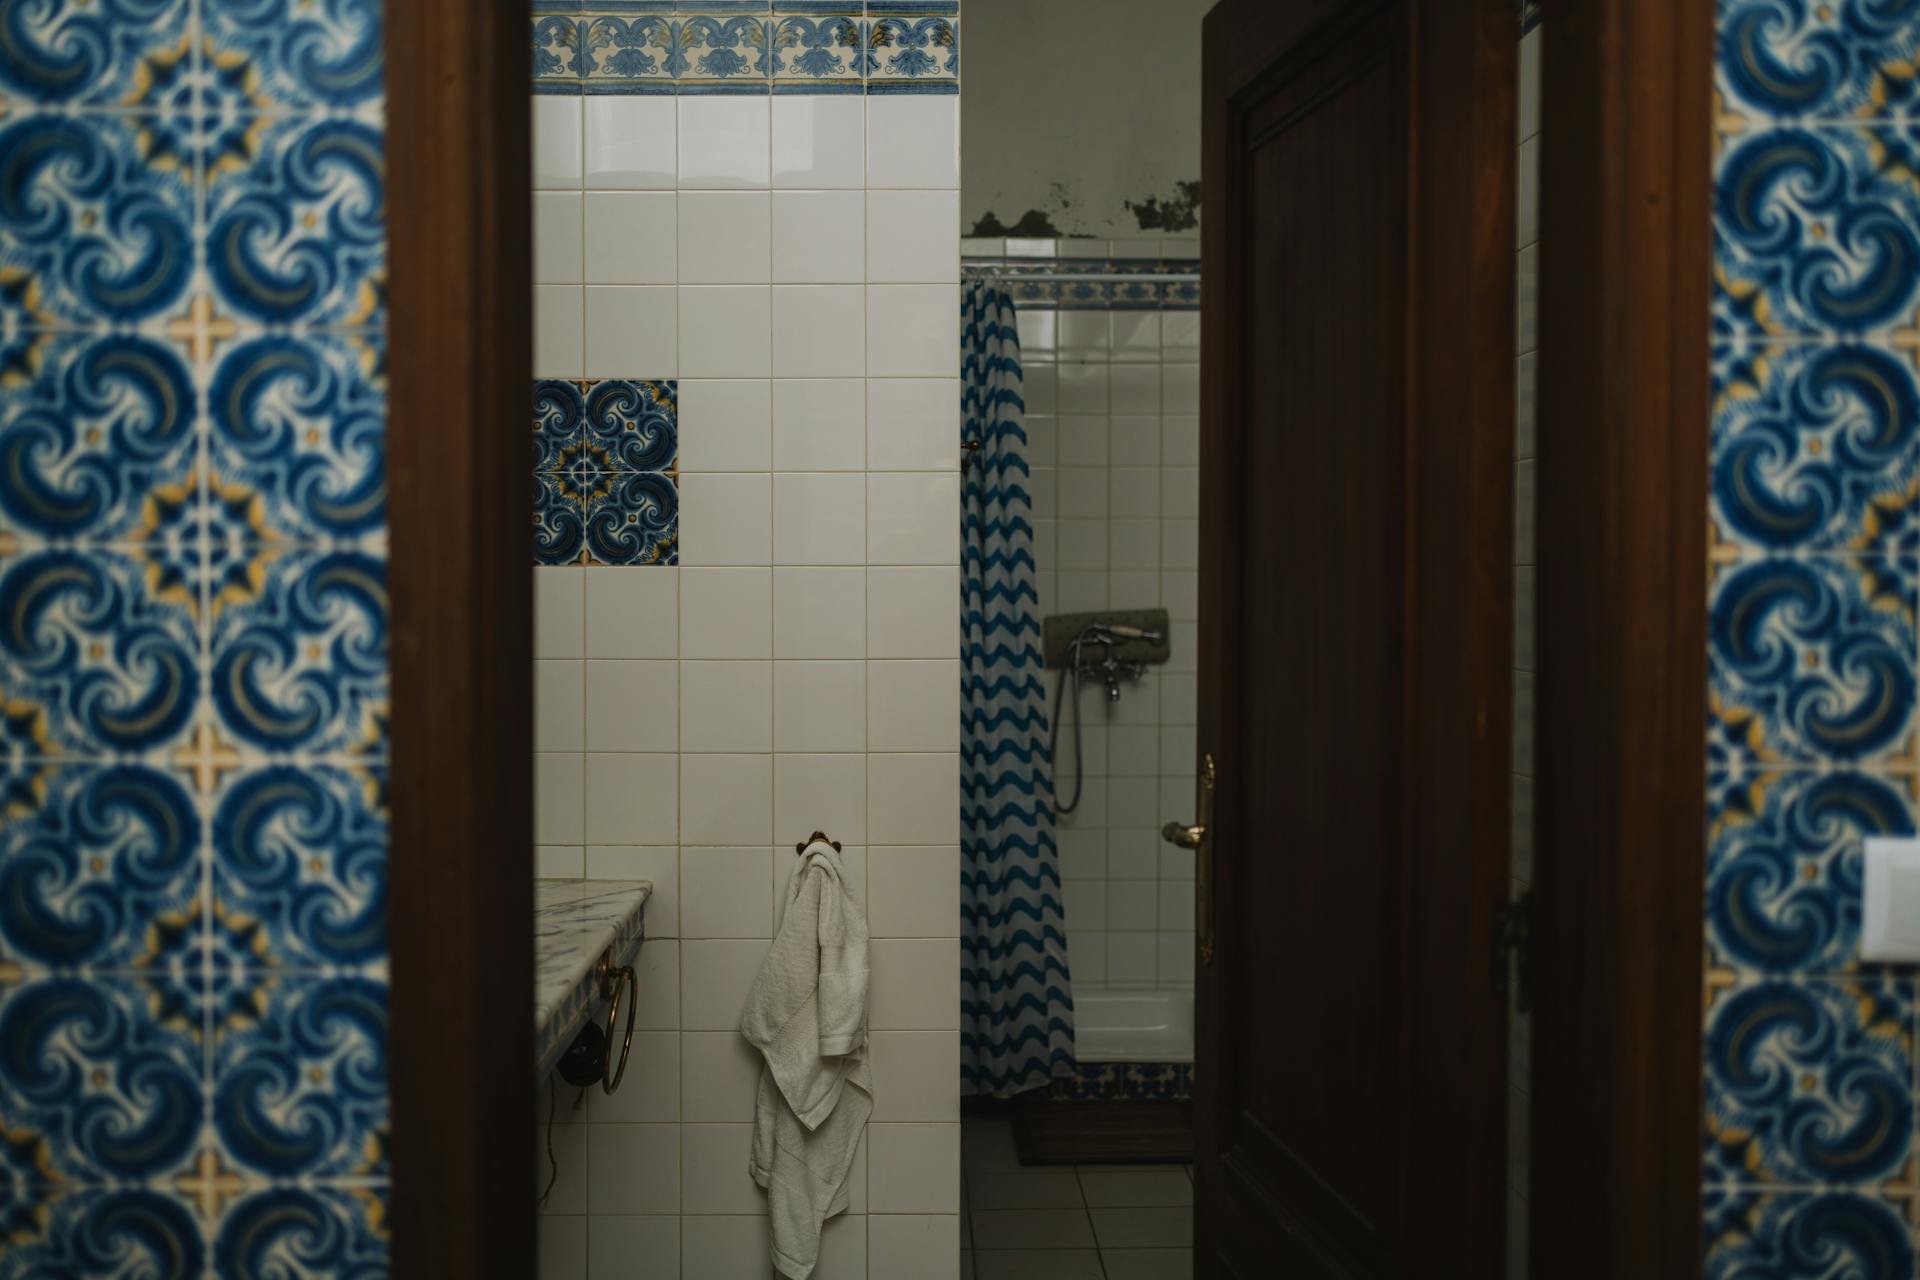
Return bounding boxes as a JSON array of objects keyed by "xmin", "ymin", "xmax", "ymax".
[{"xmin": 1048, "ymin": 655, "xmax": 1086, "ymax": 816}]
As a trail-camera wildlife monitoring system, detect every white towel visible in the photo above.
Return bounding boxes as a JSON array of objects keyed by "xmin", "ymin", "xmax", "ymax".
[{"xmin": 740, "ymin": 841, "xmax": 873, "ymax": 1279}]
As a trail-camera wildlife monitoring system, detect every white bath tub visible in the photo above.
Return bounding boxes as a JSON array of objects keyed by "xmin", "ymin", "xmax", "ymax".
[{"xmin": 1073, "ymin": 990, "xmax": 1194, "ymax": 1064}]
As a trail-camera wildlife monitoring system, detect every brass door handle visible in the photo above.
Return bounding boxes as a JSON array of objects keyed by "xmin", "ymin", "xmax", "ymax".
[
  {"xmin": 1162, "ymin": 754, "xmax": 1218, "ymax": 964},
  {"xmin": 1160, "ymin": 822, "xmax": 1207, "ymax": 848}
]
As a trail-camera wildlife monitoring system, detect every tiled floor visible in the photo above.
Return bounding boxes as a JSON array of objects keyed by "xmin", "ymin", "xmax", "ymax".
[{"xmin": 960, "ymin": 1115, "xmax": 1194, "ymax": 1280}]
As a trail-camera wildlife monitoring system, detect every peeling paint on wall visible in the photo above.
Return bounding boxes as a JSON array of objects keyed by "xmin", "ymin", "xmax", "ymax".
[{"xmin": 1124, "ymin": 180, "xmax": 1202, "ymax": 232}]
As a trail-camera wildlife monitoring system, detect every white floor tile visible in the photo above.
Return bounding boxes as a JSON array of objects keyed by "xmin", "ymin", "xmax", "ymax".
[
  {"xmin": 971, "ymin": 1250, "xmax": 1103, "ymax": 1280},
  {"xmin": 1075, "ymin": 1169, "xmax": 1193, "ymax": 1208},
  {"xmin": 969, "ymin": 1210, "xmax": 1096, "ymax": 1251},
  {"xmin": 1088, "ymin": 1206, "xmax": 1191, "ymax": 1250},
  {"xmin": 1101, "ymin": 1249, "xmax": 1194, "ymax": 1280},
  {"xmin": 964, "ymin": 1170, "xmax": 1083, "ymax": 1211}
]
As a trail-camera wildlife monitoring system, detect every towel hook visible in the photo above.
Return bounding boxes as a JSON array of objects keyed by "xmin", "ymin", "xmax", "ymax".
[{"xmin": 794, "ymin": 830, "xmax": 843, "ymax": 855}]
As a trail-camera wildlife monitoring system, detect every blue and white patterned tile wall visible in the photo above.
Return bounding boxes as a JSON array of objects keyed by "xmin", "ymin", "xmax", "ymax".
[
  {"xmin": 1706, "ymin": 2, "xmax": 1920, "ymax": 1271},
  {"xmin": 0, "ymin": 0, "xmax": 389, "ymax": 1274}
]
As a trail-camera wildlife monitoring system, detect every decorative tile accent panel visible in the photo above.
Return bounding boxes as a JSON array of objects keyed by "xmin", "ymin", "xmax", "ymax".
[
  {"xmin": 532, "ymin": 378, "xmax": 679, "ymax": 565},
  {"xmin": 1709, "ymin": 2, "xmax": 1920, "ymax": 1263},
  {"xmin": 1048, "ymin": 1061, "xmax": 1194, "ymax": 1102},
  {"xmin": 961, "ymin": 255, "xmax": 1200, "ymax": 311},
  {"xmin": 0, "ymin": 0, "xmax": 390, "ymax": 1268},
  {"xmin": 530, "ymin": 4, "xmax": 959, "ymax": 93}
]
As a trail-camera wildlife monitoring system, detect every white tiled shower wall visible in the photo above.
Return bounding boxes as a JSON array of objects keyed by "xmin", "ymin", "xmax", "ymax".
[
  {"xmin": 530, "ymin": 91, "xmax": 965, "ymax": 1279},
  {"xmin": 1000, "ymin": 262, "xmax": 1202, "ymax": 992}
]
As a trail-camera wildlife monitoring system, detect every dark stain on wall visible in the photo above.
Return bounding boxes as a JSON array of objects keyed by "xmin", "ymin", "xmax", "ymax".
[
  {"xmin": 968, "ymin": 209, "xmax": 1075, "ymax": 237},
  {"xmin": 1124, "ymin": 180, "xmax": 1202, "ymax": 232}
]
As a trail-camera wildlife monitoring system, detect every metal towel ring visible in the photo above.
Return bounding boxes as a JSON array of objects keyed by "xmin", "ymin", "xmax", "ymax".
[{"xmin": 599, "ymin": 953, "xmax": 637, "ymax": 1094}]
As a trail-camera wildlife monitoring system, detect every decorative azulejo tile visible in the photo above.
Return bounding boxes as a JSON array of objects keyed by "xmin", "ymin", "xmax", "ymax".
[
  {"xmin": 0, "ymin": 0, "xmax": 192, "ymax": 108},
  {"xmin": 1708, "ymin": 553, "xmax": 1917, "ymax": 768},
  {"xmin": 1704, "ymin": 1188, "xmax": 1916, "ymax": 1279},
  {"xmin": 865, "ymin": 9, "xmax": 958, "ymax": 90},
  {"xmin": 773, "ymin": 12, "xmax": 864, "ymax": 91},
  {"xmin": 0, "ymin": 113, "xmax": 195, "ymax": 327},
  {"xmin": 208, "ymin": 332, "xmax": 387, "ymax": 546},
  {"xmin": 1708, "ymin": 770, "xmax": 1917, "ymax": 974},
  {"xmin": 1717, "ymin": 0, "xmax": 1920, "ymax": 124},
  {"xmin": 0, "ymin": 1187, "xmax": 208, "ymax": 1277},
  {"xmin": 0, "ymin": 973, "xmax": 203, "ymax": 1182},
  {"xmin": 211, "ymin": 764, "xmax": 386, "ymax": 969},
  {"xmin": 532, "ymin": 377, "xmax": 678, "ymax": 566},
  {"xmin": 1712, "ymin": 342, "xmax": 1919, "ymax": 554},
  {"xmin": 1715, "ymin": 126, "xmax": 1920, "ymax": 341},
  {"xmin": 213, "ymin": 1185, "xmax": 389, "ymax": 1277},
  {"xmin": 1705, "ymin": 975, "xmax": 1915, "ymax": 1185},
  {"xmin": 965, "ymin": 256, "xmax": 1203, "ymax": 312},
  {"xmin": 0, "ymin": 763, "xmax": 201, "ymax": 971},
  {"xmin": 0, "ymin": 333, "xmax": 199, "ymax": 546},
  {"xmin": 203, "ymin": 0, "xmax": 386, "ymax": 111},
  {"xmin": 1049, "ymin": 1060, "xmax": 1194, "ymax": 1102},
  {"xmin": 206, "ymin": 548, "xmax": 388, "ymax": 755},
  {"xmin": 0, "ymin": 546, "xmax": 200, "ymax": 756},
  {"xmin": 212, "ymin": 971, "xmax": 388, "ymax": 1180},
  {"xmin": 205, "ymin": 114, "xmax": 386, "ymax": 328}
]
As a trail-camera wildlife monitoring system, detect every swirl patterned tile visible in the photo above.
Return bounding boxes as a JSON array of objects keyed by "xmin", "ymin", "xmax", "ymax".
[
  {"xmin": 1704, "ymin": 1188, "xmax": 1916, "ymax": 1278},
  {"xmin": 0, "ymin": 973, "xmax": 203, "ymax": 1183},
  {"xmin": 585, "ymin": 468, "xmax": 679, "ymax": 565},
  {"xmin": 0, "ymin": 113, "xmax": 195, "ymax": 328},
  {"xmin": 1704, "ymin": 976, "xmax": 1915, "ymax": 1185},
  {"xmin": 1712, "ymin": 343, "xmax": 1919, "ymax": 553},
  {"xmin": 1708, "ymin": 554, "xmax": 1917, "ymax": 767},
  {"xmin": 212, "ymin": 971, "xmax": 387, "ymax": 1180},
  {"xmin": 0, "ymin": 1188, "xmax": 207, "ymax": 1278},
  {"xmin": 208, "ymin": 333, "xmax": 387, "ymax": 546},
  {"xmin": 212, "ymin": 1185, "xmax": 389, "ymax": 1276},
  {"xmin": 206, "ymin": 548, "xmax": 388, "ymax": 756},
  {"xmin": 210, "ymin": 763, "xmax": 386, "ymax": 969},
  {"xmin": 0, "ymin": 764, "xmax": 201, "ymax": 971},
  {"xmin": 0, "ymin": 546, "xmax": 200, "ymax": 756},
  {"xmin": 1715, "ymin": 127, "xmax": 1920, "ymax": 340},
  {"xmin": 582, "ymin": 376, "xmax": 676, "ymax": 470},
  {"xmin": 0, "ymin": 333, "xmax": 199, "ymax": 548},
  {"xmin": 1708, "ymin": 770, "xmax": 1917, "ymax": 973},
  {"xmin": 205, "ymin": 114, "xmax": 386, "ymax": 328},
  {"xmin": 0, "ymin": 0, "xmax": 191, "ymax": 108},
  {"xmin": 532, "ymin": 377, "xmax": 678, "ymax": 566},
  {"xmin": 203, "ymin": 0, "xmax": 385, "ymax": 111},
  {"xmin": 1717, "ymin": 0, "xmax": 1920, "ymax": 122}
]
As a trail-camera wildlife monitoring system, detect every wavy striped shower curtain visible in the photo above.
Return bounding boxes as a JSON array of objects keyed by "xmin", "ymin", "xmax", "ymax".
[{"xmin": 960, "ymin": 281, "xmax": 1075, "ymax": 1097}]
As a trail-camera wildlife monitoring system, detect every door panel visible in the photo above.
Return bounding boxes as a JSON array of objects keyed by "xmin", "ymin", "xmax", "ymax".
[{"xmin": 1194, "ymin": 1, "xmax": 1515, "ymax": 1274}]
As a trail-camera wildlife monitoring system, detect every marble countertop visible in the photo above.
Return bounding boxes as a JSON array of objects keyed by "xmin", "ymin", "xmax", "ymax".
[{"xmin": 534, "ymin": 879, "xmax": 651, "ymax": 1079}]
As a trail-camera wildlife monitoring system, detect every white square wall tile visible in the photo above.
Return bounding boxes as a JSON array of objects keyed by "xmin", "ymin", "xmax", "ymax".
[
  {"xmin": 584, "ymin": 846, "xmax": 680, "ymax": 937},
  {"xmin": 585, "ymin": 566, "xmax": 677, "ymax": 658},
  {"xmin": 773, "ymin": 753, "xmax": 867, "ymax": 844},
  {"xmin": 584, "ymin": 754, "xmax": 678, "ymax": 844},
  {"xmin": 869, "ymin": 1035, "xmax": 959, "ymax": 1120},
  {"xmin": 678, "ymin": 379, "xmax": 772, "ymax": 472},
  {"xmin": 867, "ymin": 1124, "xmax": 960, "ymax": 1214},
  {"xmin": 772, "ymin": 285, "xmax": 865, "ymax": 379},
  {"xmin": 681, "ymin": 1031, "xmax": 763, "ymax": 1123},
  {"xmin": 681, "ymin": 1123, "xmax": 763, "ymax": 1214},
  {"xmin": 678, "ymin": 566, "xmax": 772, "ymax": 658},
  {"xmin": 535, "ymin": 845, "xmax": 584, "ymax": 879},
  {"xmin": 534, "ymin": 660, "xmax": 584, "ymax": 751},
  {"xmin": 867, "ymin": 190, "xmax": 959, "ymax": 283},
  {"xmin": 680, "ymin": 847, "xmax": 774, "ymax": 938},
  {"xmin": 584, "ymin": 286, "xmax": 676, "ymax": 377},
  {"xmin": 583, "ymin": 192, "xmax": 676, "ymax": 284},
  {"xmin": 584, "ymin": 1029, "xmax": 679, "ymax": 1122},
  {"xmin": 1110, "ymin": 310, "xmax": 1161, "ymax": 362},
  {"xmin": 867, "ymin": 754, "xmax": 959, "ymax": 844},
  {"xmin": 682, "ymin": 1218, "xmax": 773, "ymax": 1278},
  {"xmin": 533, "ymin": 95, "xmax": 584, "ymax": 189},
  {"xmin": 680, "ymin": 754, "xmax": 773, "ymax": 845},
  {"xmin": 680, "ymin": 939, "xmax": 768, "ymax": 1029},
  {"xmin": 678, "ymin": 96, "xmax": 770, "ymax": 189},
  {"xmin": 867, "ymin": 846, "xmax": 959, "ymax": 937},
  {"xmin": 534, "ymin": 285, "xmax": 583, "ymax": 377},
  {"xmin": 773, "ymin": 379, "xmax": 866, "ymax": 472},
  {"xmin": 774, "ymin": 567, "xmax": 866, "ymax": 658},
  {"xmin": 583, "ymin": 660, "xmax": 677, "ymax": 753},
  {"xmin": 535, "ymin": 752, "xmax": 584, "ymax": 844},
  {"xmin": 773, "ymin": 95, "xmax": 866, "ymax": 188},
  {"xmin": 679, "ymin": 286, "xmax": 771, "ymax": 378},
  {"xmin": 867, "ymin": 379, "xmax": 959, "ymax": 471},
  {"xmin": 678, "ymin": 473, "xmax": 772, "ymax": 567},
  {"xmin": 870, "ymin": 938, "xmax": 959, "ymax": 1029},
  {"xmin": 773, "ymin": 661, "xmax": 867, "ymax": 752},
  {"xmin": 774, "ymin": 472, "xmax": 865, "ymax": 565},
  {"xmin": 535, "ymin": 566, "xmax": 585, "ymax": 658},
  {"xmin": 677, "ymin": 192, "xmax": 771, "ymax": 284},
  {"xmin": 867, "ymin": 567, "xmax": 958, "ymax": 657},
  {"xmin": 534, "ymin": 192, "xmax": 583, "ymax": 284},
  {"xmin": 773, "ymin": 190, "xmax": 865, "ymax": 283},
  {"xmin": 585, "ymin": 1216, "xmax": 678, "ymax": 1280},
  {"xmin": 678, "ymin": 660, "xmax": 773, "ymax": 753},
  {"xmin": 867, "ymin": 285, "xmax": 961, "ymax": 377},
  {"xmin": 630, "ymin": 938, "xmax": 680, "ymax": 1028},
  {"xmin": 585, "ymin": 95, "xmax": 675, "ymax": 189},
  {"xmin": 538, "ymin": 1216, "xmax": 585, "ymax": 1278},
  {"xmin": 869, "ymin": 1215, "xmax": 960, "ymax": 1280},
  {"xmin": 585, "ymin": 1124, "xmax": 679, "ymax": 1215},
  {"xmin": 867, "ymin": 96, "xmax": 959, "ymax": 188},
  {"xmin": 867, "ymin": 660, "xmax": 960, "ymax": 752},
  {"xmin": 868, "ymin": 473, "xmax": 959, "ymax": 565},
  {"xmin": 537, "ymin": 1124, "xmax": 587, "ymax": 1216}
]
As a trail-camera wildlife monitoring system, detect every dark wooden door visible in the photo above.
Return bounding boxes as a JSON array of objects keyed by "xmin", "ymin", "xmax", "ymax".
[{"xmin": 1190, "ymin": 1, "xmax": 1515, "ymax": 1273}]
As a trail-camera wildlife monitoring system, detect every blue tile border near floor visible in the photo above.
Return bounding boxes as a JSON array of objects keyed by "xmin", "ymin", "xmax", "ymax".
[
  {"xmin": 1706, "ymin": 0, "xmax": 1920, "ymax": 1266},
  {"xmin": 533, "ymin": 378, "xmax": 680, "ymax": 566},
  {"xmin": 531, "ymin": 5, "xmax": 959, "ymax": 94},
  {"xmin": 960, "ymin": 257, "xmax": 1201, "ymax": 312}
]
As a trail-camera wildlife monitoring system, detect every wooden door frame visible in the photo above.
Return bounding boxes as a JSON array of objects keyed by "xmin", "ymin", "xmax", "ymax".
[
  {"xmin": 1531, "ymin": 0, "xmax": 1711, "ymax": 1274},
  {"xmin": 386, "ymin": 2, "xmax": 535, "ymax": 1275}
]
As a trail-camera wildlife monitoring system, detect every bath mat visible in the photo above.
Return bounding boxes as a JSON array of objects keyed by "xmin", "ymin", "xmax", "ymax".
[{"xmin": 1009, "ymin": 1100, "xmax": 1194, "ymax": 1165}]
